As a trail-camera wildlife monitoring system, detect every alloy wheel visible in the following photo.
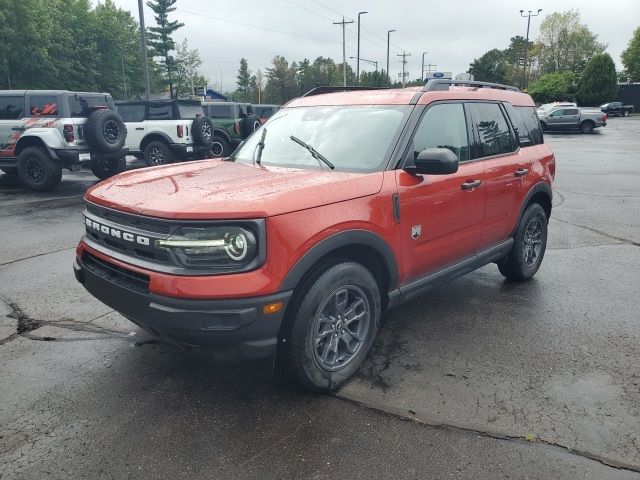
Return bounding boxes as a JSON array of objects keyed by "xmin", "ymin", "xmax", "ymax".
[
  {"xmin": 103, "ymin": 120, "xmax": 120, "ymax": 144},
  {"xmin": 25, "ymin": 157, "xmax": 45, "ymax": 183},
  {"xmin": 523, "ymin": 217, "xmax": 543, "ymax": 267}
]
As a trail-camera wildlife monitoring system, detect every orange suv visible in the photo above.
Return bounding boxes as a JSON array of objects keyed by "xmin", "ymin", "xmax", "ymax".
[{"xmin": 74, "ymin": 80, "xmax": 555, "ymax": 391}]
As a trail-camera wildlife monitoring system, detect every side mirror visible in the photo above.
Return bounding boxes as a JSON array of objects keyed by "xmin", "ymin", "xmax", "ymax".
[{"xmin": 404, "ymin": 148, "xmax": 459, "ymax": 175}]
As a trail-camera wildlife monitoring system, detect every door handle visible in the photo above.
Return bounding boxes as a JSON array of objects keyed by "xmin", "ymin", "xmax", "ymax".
[
  {"xmin": 135, "ymin": 127, "xmax": 144, "ymax": 131},
  {"xmin": 461, "ymin": 179, "xmax": 481, "ymax": 190},
  {"xmin": 515, "ymin": 168, "xmax": 529, "ymax": 177}
]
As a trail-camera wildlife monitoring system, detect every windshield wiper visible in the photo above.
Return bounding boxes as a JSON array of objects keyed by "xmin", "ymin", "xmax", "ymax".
[
  {"xmin": 253, "ymin": 128, "xmax": 267, "ymax": 166},
  {"xmin": 289, "ymin": 135, "xmax": 334, "ymax": 170}
]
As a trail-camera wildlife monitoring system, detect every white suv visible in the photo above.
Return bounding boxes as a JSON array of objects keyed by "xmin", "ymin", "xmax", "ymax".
[
  {"xmin": 116, "ymin": 99, "xmax": 214, "ymax": 166},
  {"xmin": 0, "ymin": 90, "xmax": 128, "ymax": 191}
]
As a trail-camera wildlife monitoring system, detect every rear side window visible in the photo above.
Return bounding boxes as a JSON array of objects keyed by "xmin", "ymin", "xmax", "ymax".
[
  {"xmin": 564, "ymin": 108, "xmax": 579, "ymax": 115},
  {"xmin": 406, "ymin": 102, "xmax": 469, "ymax": 163},
  {"xmin": 29, "ymin": 96, "xmax": 58, "ymax": 117},
  {"xmin": 515, "ymin": 106, "xmax": 543, "ymax": 145},
  {"xmin": 206, "ymin": 104, "xmax": 232, "ymax": 117},
  {"xmin": 117, "ymin": 104, "xmax": 146, "ymax": 122},
  {"xmin": 147, "ymin": 104, "xmax": 173, "ymax": 120},
  {"xmin": 68, "ymin": 95, "xmax": 114, "ymax": 117},
  {"xmin": 0, "ymin": 96, "xmax": 25, "ymax": 119},
  {"xmin": 469, "ymin": 102, "xmax": 516, "ymax": 158},
  {"xmin": 177, "ymin": 104, "xmax": 204, "ymax": 119}
]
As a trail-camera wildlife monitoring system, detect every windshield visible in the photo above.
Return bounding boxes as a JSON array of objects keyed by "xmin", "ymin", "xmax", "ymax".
[
  {"xmin": 178, "ymin": 104, "xmax": 205, "ymax": 119},
  {"xmin": 68, "ymin": 94, "xmax": 115, "ymax": 117},
  {"xmin": 232, "ymin": 105, "xmax": 410, "ymax": 172}
]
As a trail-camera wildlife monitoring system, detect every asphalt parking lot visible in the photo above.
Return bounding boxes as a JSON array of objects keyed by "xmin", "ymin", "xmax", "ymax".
[{"xmin": 1, "ymin": 118, "xmax": 639, "ymax": 479}]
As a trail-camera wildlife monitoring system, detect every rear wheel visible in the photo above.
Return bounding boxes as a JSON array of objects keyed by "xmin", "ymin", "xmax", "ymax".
[
  {"xmin": 17, "ymin": 147, "xmax": 62, "ymax": 191},
  {"xmin": 580, "ymin": 121, "xmax": 594, "ymax": 134},
  {"xmin": 90, "ymin": 156, "xmax": 126, "ymax": 180},
  {"xmin": 498, "ymin": 203, "xmax": 548, "ymax": 281},
  {"xmin": 279, "ymin": 262, "xmax": 381, "ymax": 392},
  {"xmin": 143, "ymin": 141, "xmax": 173, "ymax": 166},
  {"xmin": 209, "ymin": 135, "xmax": 231, "ymax": 158}
]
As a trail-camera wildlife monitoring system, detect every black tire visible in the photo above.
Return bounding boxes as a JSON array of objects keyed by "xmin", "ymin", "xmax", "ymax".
[
  {"xmin": 16, "ymin": 147, "xmax": 62, "ymax": 191},
  {"xmin": 90, "ymin": 156, "xmax": 126, "ymax": 180},
  {"xmin": 143, "ymin": 141, "xmax": 173, "ymax": 166},
  {"xmin": 498, "ymin": 203, "xmax": 548, "ymax": 281},
  {"xmin": 242, "ymin": 114, "xmax": 261, "ymax": 137},
  {"xmin": 1, "ymin": 167, "xmax": 17, "ymax": 176},
  {"xmin": 209, "ymin": 135, "xmax": 231, "ymax": 158},
  {"xmin": 279, "ymin": 262, "xmax": 381, "ymax": 392},
  {"xmin": 192, "ymin": 117, "xmax": 214, "ymax": 147},
  {"xmin": 85, "ymin": 109, "xmax": 126, "ymax": 154},
  {"xmin": 539, "ymin": 121, "xmax": 547, "ymax": 132},
  {"xmin": 623, "ymin": 110, "xmax": 630, "ymax": 117},
  {"xmin": 580, "ymin": 121, "xmax": 594, "ymax": 134}
]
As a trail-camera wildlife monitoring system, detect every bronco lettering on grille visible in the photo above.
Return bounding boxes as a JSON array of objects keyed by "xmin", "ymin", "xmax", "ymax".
[{"xmin": 85, "ymin": 217, "xmax": 150, "ymax": 246}]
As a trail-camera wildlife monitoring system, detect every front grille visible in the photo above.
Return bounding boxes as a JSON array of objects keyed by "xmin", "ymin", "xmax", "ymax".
[
  {"xmin": 83, "ymin": 252, "xmax": 150, "ymax": 294},
  {"xmin": 86, "ymin": 203, "xmax": 170, "ymax": 234}
]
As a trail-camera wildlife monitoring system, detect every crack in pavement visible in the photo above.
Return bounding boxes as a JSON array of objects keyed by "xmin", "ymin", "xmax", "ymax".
[
  {"xmin": 554, "ymin": 187, "xmax": 640, "ymax": 198},
  {"xmin": 0, "ymin": 247, "xmax": 76, "ymax": 267},
  {"xmin": 551, "ymin": 217, "xmax": 640, "ymax": 247},
  {"xmin": 334, "ymin": 393, "xmax": 640, "ymax": 474}
]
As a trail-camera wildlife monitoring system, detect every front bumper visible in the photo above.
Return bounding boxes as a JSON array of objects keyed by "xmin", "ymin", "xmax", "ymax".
[
  {"xmin": 54, "ymin": 148, "xmax": 129, "ymax": 167},
  {"xmin": 74, "ymin": 255, "xmax": 292, "ymax": 364}
]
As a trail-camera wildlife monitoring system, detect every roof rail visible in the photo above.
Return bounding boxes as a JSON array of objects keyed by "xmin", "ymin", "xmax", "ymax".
[
  {"xmin": 302, "ymin": 86, "xmax": 390, "ymax": 97},
  {"xmin": 422, "ymin": 79, "xmax": 520, "ymax": 92}
]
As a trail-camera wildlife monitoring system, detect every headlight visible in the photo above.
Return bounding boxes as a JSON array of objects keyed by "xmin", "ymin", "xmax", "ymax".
[{"xmin": 156, "ymin": 226, "xmax": 258, "ymax": 270}]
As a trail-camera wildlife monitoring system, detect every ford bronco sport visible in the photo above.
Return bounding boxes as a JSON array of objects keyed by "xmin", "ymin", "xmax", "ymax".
[
  {"xmin": 115, "ymin": 99, "xmax": 214, "ymax": 166},
  {"xmin": 201, "ymin": 102, "xmax": 261, "ymax": 157},
  {"xmin": 0, "ymin": 90, "xmax": 127, "ymax": 190},
  {"xmin": 74, "ymin": 80, "xmax": 555, "ymax": 391}
]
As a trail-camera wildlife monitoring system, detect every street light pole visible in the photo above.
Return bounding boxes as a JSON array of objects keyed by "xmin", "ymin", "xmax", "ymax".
[
  {"xmin": 137, "ymin": 0, "xmax": 151, "ymax": 99},
  {"xmin": 421, "ymin": 51, "xmax": 428, "ymax": 83},
  {"xmin": 357, "ymin": 11, "xmax": 368, "ymax": 85},
  {"xmin": 386, "ymin": 29, "xmax": 395, "ymax": 85},
  {"xmin": 519, "ymin": 8, "xmax": 542, "ymax": 89}
]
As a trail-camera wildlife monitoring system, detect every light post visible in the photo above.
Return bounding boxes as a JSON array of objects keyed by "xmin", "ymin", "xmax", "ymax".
[
  {"xmin": 519, "ymin": 8, "xmax": 542, "ymax": 89},
  {"xmin": 137, "ymin": 0, "xmax": 150, "ymax": 99},
  {"xmin": 421, "ymin": 51, "xmax": 428, "ymax": 83},
  {"xmin": 356, "ymin": 11, "xmax": 368, "ymax": 85},
  {"xmin": 386, "ymin": 29, "xmax": 395, "ymax": 84}
]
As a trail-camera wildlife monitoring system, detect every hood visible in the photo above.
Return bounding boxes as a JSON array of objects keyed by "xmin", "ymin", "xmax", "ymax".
[{"xmin": 85, "ymin": 160, "xmax": 384, "ymax": 220}]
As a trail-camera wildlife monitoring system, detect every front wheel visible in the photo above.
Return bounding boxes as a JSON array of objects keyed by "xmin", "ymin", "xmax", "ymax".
[
  {"xmin": 143, "ymin": 141, "xmax": 173, "ymax": 166},
  {"xmin": 90, "ymin": 156, "xmax": 126, "ymax": 180},
  {"xmin": 279, "ymin": 262, "xmax": 381, "ymax": 392},
  {"xmin": 623, "ymin": 110, "xmax": 630, "ymax": 117},
  {"xmin": 498, "ymin": 203, "xmax": 548, "ymax": 281}
]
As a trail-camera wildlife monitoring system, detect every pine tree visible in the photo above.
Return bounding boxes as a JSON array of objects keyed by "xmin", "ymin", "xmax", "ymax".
[
  {"xmin": 235, "ymin": 58, "xmax": 252, "ymax": 102},
  {"xmin": 145, "ymin": 0, "xmax": 184, "ymax": 96},
  {"xmin": 576, "ymin": 53, "xmax": 618, "ymax": 106}
]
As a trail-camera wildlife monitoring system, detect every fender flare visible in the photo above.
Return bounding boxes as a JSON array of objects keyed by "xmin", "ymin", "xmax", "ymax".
[
  {"xmin": 511, "ymin": 181, "xmax": 552, "ymax": 236},
  {"xmin": 16, "ymin": 128, "xmax": 66, "ymax": 154},
  {"xmin": 140, "ymin": 132, "xmax": 174, "ymax": 151},
  {"xmin": 279, "ymin": 229, "xmax": 399, "ymax": 292}
]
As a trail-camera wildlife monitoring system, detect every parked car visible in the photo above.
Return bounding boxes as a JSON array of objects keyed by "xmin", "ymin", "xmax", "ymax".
[
  {"xmin": 0, "ymin": 90, "xmax": 127, "ymax": 190},
  {"xmin": 201, "ymin": 102, "xmax": 261, "ymax": 157},
  {"xmin": 254, "ymin": 104, "xmax": 280, "ymax": 124},
  {"xmin": 74, "ymin": 80, "xmax": 554, "ymax": 391},
  {"xmin": 116, "ymin": 99, "xmax": 214, "ymax": 166},
  {"xmin": 600, "ymin": 102, "xmax": 634, "ymax": 117},
  {"xmin": 537, "ymin": 102, "xmax": 576, "ymax": 115},
  {"xmin": 538, "ymin": 105, "xmax": 607, "ymax": 133}
]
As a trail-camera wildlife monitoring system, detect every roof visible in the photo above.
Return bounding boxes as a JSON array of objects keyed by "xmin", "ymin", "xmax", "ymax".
[
  {"xmin": 0, "ymin": 90, "xmax": 111, "ymax": 96},
  {"xmin": 115, "ymin": 98, "xmax": 201, "ymax": 106},
  {"xmin": 286, "ymin": 86, "xmax": 534, "ymax": 108}
]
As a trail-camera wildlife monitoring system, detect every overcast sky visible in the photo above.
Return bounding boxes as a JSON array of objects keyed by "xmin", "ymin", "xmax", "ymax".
[{"xmin": 111, "ymin": 0, "xmax": 638, "ymax": 91}]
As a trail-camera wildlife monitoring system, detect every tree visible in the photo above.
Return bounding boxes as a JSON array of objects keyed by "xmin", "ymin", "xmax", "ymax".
[
  {"xmin": 145, "ymin": 0, "xmax": 184, "ymax": 96},
  {"xmin": 174, "ymin": 39, "xmax": 203, "ymax": 97},
  {"xmin": 527, "ymin": 71, "xmax": 576, "ymax": 104},
  {"xmin": 536, "ymin": 11, "xmax": 607, "ymax": 75},
  {"xmin": 235, "ymin": 58, "xmax": 252, "ymax": 102},
  {"xmin": 621, "ymin": 27, "xmax": 640, "ymax": 82},
  {"xmin": 468, "ymin": 49, "xmax": 508, "ymax": 84},
  {"xmin": 264, "ymin": 56, "xmax": 296, "ymax": 104},
  {"xmin": 576, "ymin": 53, "xmax": 618, "ymax": 106}
]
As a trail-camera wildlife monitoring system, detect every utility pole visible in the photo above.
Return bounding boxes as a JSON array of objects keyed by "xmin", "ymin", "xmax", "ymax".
[
  {"xmin": 334, "ymin": 17, "xmax": 354, "ymax": 86},
  {"xmin": 137, "ymin": 0, "xmax": 151, "ymax": 100},
  {"xmin": 121, "ymin": 54, "xmax": 128, "ymax": 100},
  {"xmin": 356, "ymin": 11, "xmax": 368, "ymax": 85},
  {"xmin": 397, "ymin": 52, "xmax": 411, "ymax": 88},
  {"xmin": 421, "ymin": 52, "xmax": 428, "ymax": 83},
  {"xmin": 519, "ymin": 8, "xmax": 542, "ymax": 89},
  {"xmin": 425, "ymin": 63, "xmax": 437, "ymax": 75},
  {"xmin": 386, "ymin": 29, "xmax": 395, "ymax": 85}
]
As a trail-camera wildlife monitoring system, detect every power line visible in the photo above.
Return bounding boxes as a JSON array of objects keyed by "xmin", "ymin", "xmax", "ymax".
[
  {"xmin": 281, "ymin": 0, "xmax": 334, "ymax": 21},
  {"xmin": 308, "ymin": 0, "xmax": 349, "ymax": 19},
  {"xmin": 176, "ymin": 9, "xmax": 340, "ymax": 45}
]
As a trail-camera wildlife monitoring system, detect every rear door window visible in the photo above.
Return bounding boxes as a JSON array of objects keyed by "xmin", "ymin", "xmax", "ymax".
[
  {"xmin": 117, "ymin": 104, "xmax": 146, "ymax": 122},
  {"xmin": 29, "ymin": 96, "xmax": 59, "ymax": 117},
  {"xmin": 514, "ymin": 106, "xmax": 543, "ymax": 145},
  {"xmin": 564, "ymin": 108, "xmax": 579, "ymax": 115},
  {"xmin": 177, "ymin": 104, "xmax": 204, "ymax": 119},
  {"xmin": 0, "ymin": 96, "xmax": 25, "ymax": 119},
  {"xmin": 147, "ymin": 104, "xmax": 173, "ymax": 120},
  {"xmin": 206, "ymin": 104, "xmax": 232, "ymax": 118},
  {"xmin": 468, "ymin": 102, "xmax": 516, "ymax": 158}
]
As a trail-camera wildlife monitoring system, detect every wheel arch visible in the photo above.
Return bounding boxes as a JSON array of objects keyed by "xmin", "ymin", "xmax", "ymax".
[
  {"xmin": 15, "ymin": 132, "xmax": 60, "ymax": 157},
  {"xmin": 140, "ymin": 132, "xmax": 173, "ymax": 152},
  {"xmin": 512, "ymin": 182, "xmax": 552, "ymax": 236},
  {"xmin": 280, "ymin": 230, "xmax": 399, "ymax": 310}
]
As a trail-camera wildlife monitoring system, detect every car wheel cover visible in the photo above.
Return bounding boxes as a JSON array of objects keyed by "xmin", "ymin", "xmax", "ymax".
[
  {"xmin": 523, "ymin": 217, "xmax": 543, "ymax": 267},
  {"xmin": 210, "ymin": 141, "xmax": 224, "ymax": 157},
  {"xmin": 149, "ymin": 146, "xmax": 166, "ymax": 165},
  {"xmin": 311, "ymin": 285, "xmax": 371, "ymax": 372},
  {"xmin": 103, "ymin": 120, "xmax": 120, "ymax": 144},
  {"xmin": 25, "ymin": 157, "xmax": 45, "ymax": 183}
]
